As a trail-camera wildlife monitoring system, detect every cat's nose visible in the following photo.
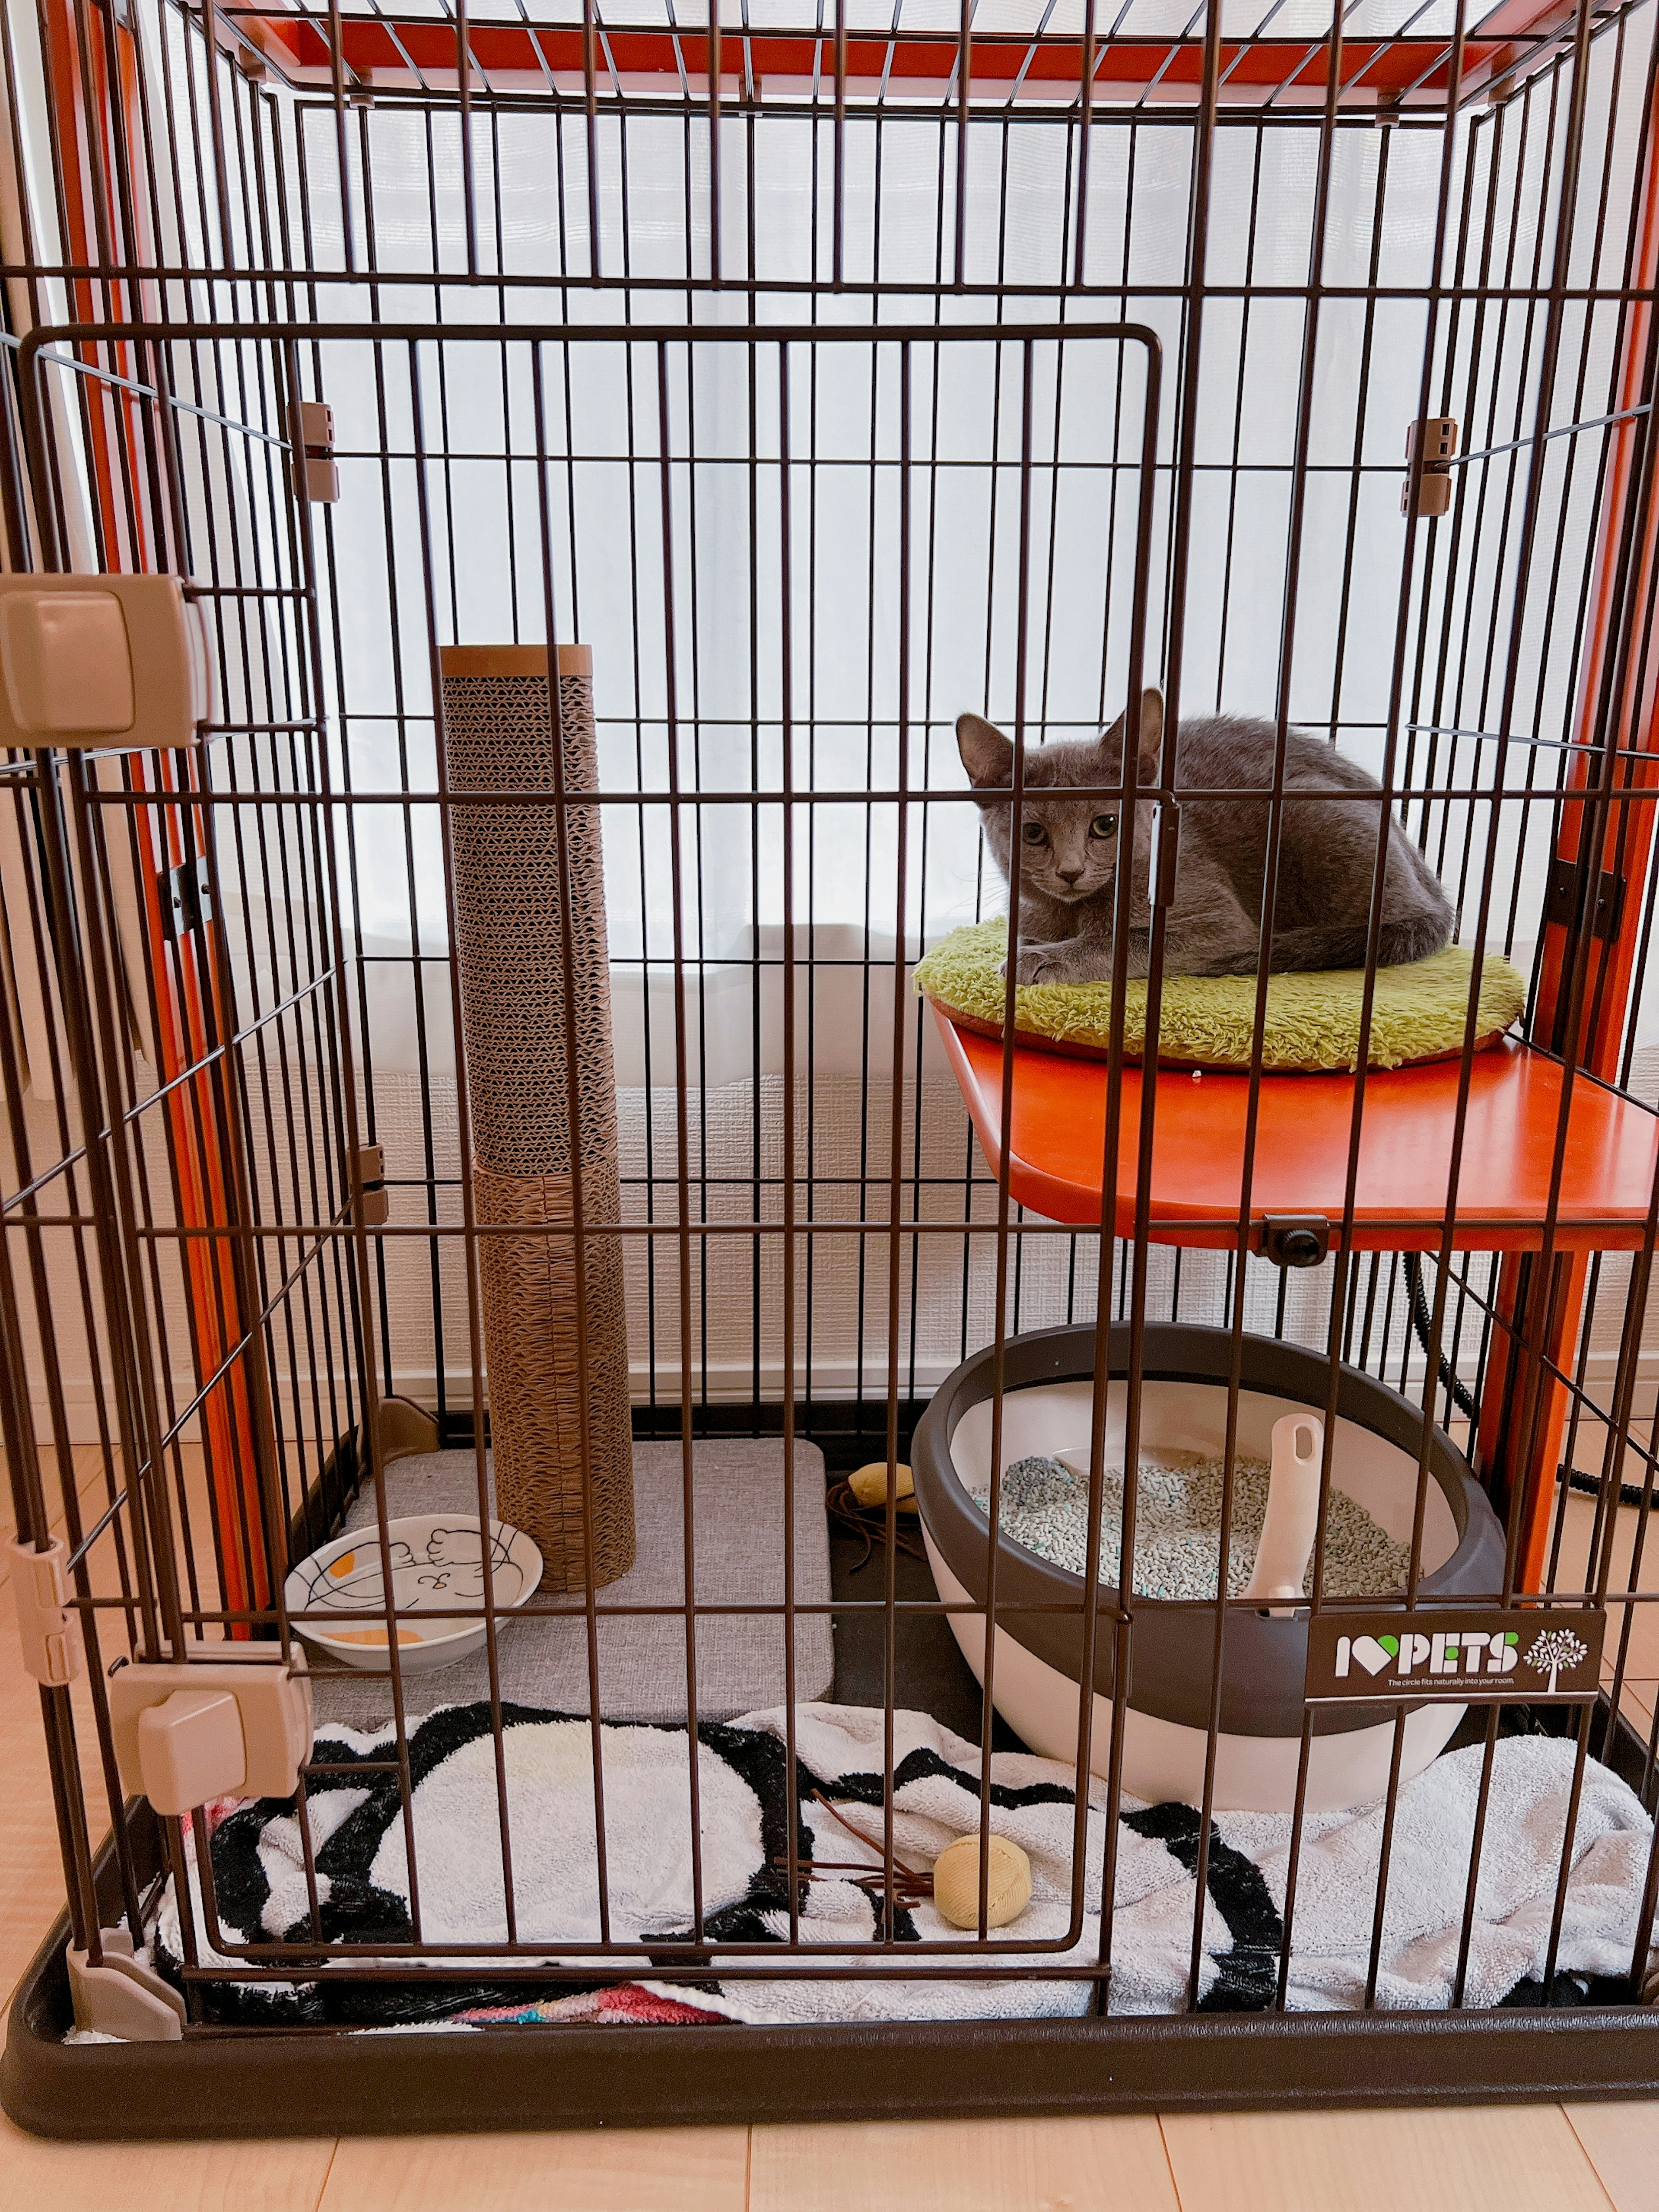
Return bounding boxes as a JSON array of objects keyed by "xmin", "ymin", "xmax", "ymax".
[{"xmin": 1058, "ymin": 866, "xmax": 1082, "ymax": 886}]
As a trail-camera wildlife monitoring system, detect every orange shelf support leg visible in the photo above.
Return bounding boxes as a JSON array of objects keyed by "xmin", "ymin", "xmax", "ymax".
[{"xmin": 1478, "ymin": 70, "xmax": 1659, "ymax": 1594}]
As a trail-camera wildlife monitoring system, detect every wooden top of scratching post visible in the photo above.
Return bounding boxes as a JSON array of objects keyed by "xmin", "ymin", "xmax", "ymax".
[{"xmin": 439, "ymin": 643, "xmax": 591, "ymax": 678}]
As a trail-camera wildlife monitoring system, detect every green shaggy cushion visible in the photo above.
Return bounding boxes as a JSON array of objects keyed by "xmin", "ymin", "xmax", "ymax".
[{"xmin": 914, "ymin": 919, "xmax": 1529, "ymax": 1074}]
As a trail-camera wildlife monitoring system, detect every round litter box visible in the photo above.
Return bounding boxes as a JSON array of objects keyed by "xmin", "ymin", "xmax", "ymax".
[{"xmin": 911, "ymin": 1322, "xmax": 1507, "ymax": 1813}]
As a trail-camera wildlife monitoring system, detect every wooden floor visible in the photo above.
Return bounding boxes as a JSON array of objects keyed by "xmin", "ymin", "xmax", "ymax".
[{"xmin": 3, "ymin": 1454, "xmax": 1659, "ymax": 2210}]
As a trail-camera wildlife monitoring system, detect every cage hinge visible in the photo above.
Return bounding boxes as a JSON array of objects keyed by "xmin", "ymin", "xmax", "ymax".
[
  {"xmin": 66, "ymin": 1926, "xmax": 185, "ymax": 2042},
  {"xmin": 160, "ymin": 853, "xmax": 213, "ymax": 941},
  {"xmin": 6, "ymin": 1535, "xmax": 84, "ymax": 1687},
  {"xmin": 354, "ymin": 1142, "xmax": 389, "ymax": 1225},
  {"xmin": 293, "ymin": 397, "xmax": 340, "ymax": 503},
  {"xmin": 1545, "ymin": 854, "xmax": 1627, "ymax": 943},
  {"xmin": 1258, "ymin": 1215, "xmax": 1330, "ymax": 1268},
  {"xmin": 1402, "ymin": 417, "xmax": 1459, "ymax": 519},
  {"xmin": 106, "ymin": 1651, "xmax": 311, "ymax": 1816}
]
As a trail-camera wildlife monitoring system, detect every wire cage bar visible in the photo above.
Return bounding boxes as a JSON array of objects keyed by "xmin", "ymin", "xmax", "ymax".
[{"xmin": 3, "ymin": 0, "xmax": 1659, "ymax": 2138}]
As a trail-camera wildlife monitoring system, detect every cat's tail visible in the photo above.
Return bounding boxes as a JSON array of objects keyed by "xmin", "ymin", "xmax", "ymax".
[
  {"xmin": 1375, "ymin": 906, "xmax": 1455, "ymax": 968},
  {"xmin": 1268, "ymin": 906, "xmax": 1452, "ymax": 973}
]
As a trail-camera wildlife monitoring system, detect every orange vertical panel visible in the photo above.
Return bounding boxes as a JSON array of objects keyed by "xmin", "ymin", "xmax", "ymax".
[{"xmin": 38, "ymin": 0, "xmax": 273, "ymax": 1626}]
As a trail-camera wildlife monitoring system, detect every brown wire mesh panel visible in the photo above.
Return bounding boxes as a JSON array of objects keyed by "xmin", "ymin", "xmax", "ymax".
[{"xmin": 439, "ymin": 642, "xmax": 635, "ymax": 1590}]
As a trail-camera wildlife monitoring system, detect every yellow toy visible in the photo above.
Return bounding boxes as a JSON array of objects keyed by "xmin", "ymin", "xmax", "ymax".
[{"xmin": 848, "ymin": 1461, "xmax": 918, "ymax": 1513}]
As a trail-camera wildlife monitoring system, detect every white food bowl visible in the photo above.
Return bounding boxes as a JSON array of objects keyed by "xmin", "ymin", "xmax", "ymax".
[{"xmin": 285, "ymin": 1514, "xmax": 544, "ymax": 1673}]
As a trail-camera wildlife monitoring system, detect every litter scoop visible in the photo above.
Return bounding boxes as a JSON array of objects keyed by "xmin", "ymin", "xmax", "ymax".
[
  {"xmin": 1050, "ymin": 1417, "xmax": 1325, "ymax": 1614},
  {"xmin": 1242, "ymin": 1412, "xmax": 1326, "ymax": 1615}
]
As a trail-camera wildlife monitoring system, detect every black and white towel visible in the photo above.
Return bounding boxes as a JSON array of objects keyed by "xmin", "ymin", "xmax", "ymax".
[{"xmin": 154, "ymin": 1700, "xmax": 1659, "ymax": 2027}]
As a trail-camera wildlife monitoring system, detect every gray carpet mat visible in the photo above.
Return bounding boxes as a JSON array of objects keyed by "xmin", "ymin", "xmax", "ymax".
[{"xmin": 305, "ymin": 1438, "xmax": 833, "ymax": 1729}]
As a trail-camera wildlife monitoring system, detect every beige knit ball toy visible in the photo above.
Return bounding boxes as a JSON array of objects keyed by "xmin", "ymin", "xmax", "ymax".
[{"xmin": 930, "ymin": 1831, "xmax": 1033, "ymax": 1929}]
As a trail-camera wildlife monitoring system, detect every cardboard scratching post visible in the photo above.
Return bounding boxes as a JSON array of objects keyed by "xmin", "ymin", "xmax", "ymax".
[{"xmin": 440, "ymin": 643, "xmax": 635, "ymax": 1591}]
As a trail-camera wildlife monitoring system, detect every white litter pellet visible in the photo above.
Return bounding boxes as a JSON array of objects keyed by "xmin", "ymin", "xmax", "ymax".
[{"xmin": 970, "ymin": 1451, "xmax": 1411, "ymax": 1601}]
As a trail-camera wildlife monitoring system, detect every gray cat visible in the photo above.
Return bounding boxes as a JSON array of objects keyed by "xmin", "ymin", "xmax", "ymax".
[{"xmin": 956, "ymin": 689, "xmax": 1453, "ymax": 984}]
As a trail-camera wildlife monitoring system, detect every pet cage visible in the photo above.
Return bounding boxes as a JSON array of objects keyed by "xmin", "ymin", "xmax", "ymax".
[{"xmin": 2, "ymin": 0, "xmax": 1659, "ymax": 2137}]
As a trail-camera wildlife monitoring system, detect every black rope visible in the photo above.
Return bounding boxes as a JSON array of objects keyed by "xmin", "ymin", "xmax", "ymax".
[
  {"xmin": 1403, "ymin": 1252, "xmax": 1478, "ymax": 1420},
  {"xmin": 1402, "ymin": 1252, "xmax": 1657, "ymax": 1510}
]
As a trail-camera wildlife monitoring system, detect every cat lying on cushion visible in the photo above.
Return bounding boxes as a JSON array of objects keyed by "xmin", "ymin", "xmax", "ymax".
[{"xmin": 957, "ymin": 689, "xmax": 1453, "ymax": 985}]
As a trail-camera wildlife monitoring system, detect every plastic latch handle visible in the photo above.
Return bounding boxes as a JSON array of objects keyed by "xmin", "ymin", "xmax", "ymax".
[
  {"xmin": 135, "ymin": 1688, "xmax": 247, "ymax": 1816},
  {"xmin": 1242, "ymin": 1413, "xmax": 1325, "ymax": 1612}
]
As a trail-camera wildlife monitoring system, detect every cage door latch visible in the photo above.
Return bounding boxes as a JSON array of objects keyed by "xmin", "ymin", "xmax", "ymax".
[
  {"xmin": 1402, "ymin": 418, "xmax": 1458, "ymax": 518},
  {"xmin": 0, "ymin": 574, "xmax": 214, "ymax": 747},
  {"xmin": 106, "ymin": 1651, "xmax": 312, "ymax": 1816},
  {"xmin": 6, "ymin": 1534, "xmax": 84, "ymax": 1687}
]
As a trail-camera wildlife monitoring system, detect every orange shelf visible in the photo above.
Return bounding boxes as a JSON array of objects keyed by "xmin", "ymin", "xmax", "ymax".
[
  {"xmin": 935, "ymin": 1010, "xmax": 1659, "ymax": 1253},
  {"xmin": 253, "ymin": 0, "xmax": 1576, "ymax": 109}
]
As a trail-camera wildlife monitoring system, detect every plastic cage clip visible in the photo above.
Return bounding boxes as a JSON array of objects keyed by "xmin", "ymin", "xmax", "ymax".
[
  {"xmin": 66, "ymin": 1926, "xmax": 186, "ymax": 2043},
  {"xmin": 355, "ymin": 1142, "xmax": 389, "ymax": 1224},
  {"xmin": 6, "ymin": 1535, "xmax": 84, "ymax": 1687},
  {"xmin": 1402, "ymin": 418, "xmax": 1459, "ymax": 518},
  {"xmin": 293, "ymin": 397, "xmax": 340, "ymax": 503}
]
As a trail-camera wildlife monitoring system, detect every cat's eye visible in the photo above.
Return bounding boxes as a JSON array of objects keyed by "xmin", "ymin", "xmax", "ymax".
[
  {"xmin": 1021, "ymin": 820, "xmax": 1048, "ymax": 845},
  {"xmin": 1090, "ymin": 813, "xmax": 1118, "ymax": 839}
]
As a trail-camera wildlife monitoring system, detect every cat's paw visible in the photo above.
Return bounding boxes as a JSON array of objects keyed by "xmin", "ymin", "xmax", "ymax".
[{"xmin": 1011, "ymin": 944, "xmax": 1072, "ymax": 986}]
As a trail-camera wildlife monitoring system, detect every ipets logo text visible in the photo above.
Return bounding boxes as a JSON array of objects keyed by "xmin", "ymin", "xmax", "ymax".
[{"xmin": 1335, "ymin": 1628, "xmax": 1519, "ymax": 1681}]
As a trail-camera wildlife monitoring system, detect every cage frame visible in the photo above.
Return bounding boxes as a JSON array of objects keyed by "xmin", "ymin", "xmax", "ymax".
[{"xmin": 6, "ymin": 0, "xmax": 1659, "ymax": 2136}]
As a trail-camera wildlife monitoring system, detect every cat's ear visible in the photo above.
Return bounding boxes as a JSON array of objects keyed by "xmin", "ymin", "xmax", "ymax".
[
  {"xmin": 956, "ymin": 712, "xmax": 1014, "ymax": 790},
  {"xmin": 1102, "ymin": 687, "xmax": 1165, "ymax": 782}
]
